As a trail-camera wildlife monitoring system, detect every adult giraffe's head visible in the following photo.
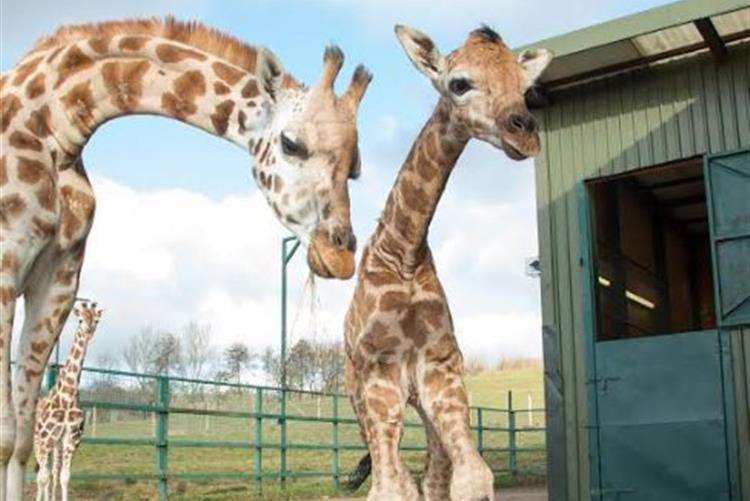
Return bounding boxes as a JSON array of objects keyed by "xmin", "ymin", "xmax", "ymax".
[
  {"xmin": 394, "ymin": 24, "xmax": 552, "ymax": 160},
  {"xmin": 254, "ymin": 46, "xmax": 371, "ymax": 279}
]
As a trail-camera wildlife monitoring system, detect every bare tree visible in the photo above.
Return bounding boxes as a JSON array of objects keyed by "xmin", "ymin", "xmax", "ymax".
[
  {"xmin": 182, "ymin": 321, "xmax": 216, "ymax": 397},
  {"xmin": 150, "ymin": 330, "xmax": 183, "ymax": 375},
  {"xmin": 222, "ymin": 342, "xmax": 255, "ymax": 385}
]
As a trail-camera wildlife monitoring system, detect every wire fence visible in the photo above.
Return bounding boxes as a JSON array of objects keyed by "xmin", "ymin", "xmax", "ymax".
[{"xmin": 39, "ymin": 364, "xmax": 546, "ymax": 499}]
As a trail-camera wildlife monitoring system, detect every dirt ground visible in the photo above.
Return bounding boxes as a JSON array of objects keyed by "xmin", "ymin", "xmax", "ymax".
[{"xmin": 331, "ymin": 487, "xmax": 547, "ymax": 500}]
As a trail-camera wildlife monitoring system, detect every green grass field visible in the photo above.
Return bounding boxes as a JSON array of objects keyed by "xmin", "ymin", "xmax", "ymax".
[{"xmin": 28, "ymin": 367, "xmax": 546, "ymax": 499}]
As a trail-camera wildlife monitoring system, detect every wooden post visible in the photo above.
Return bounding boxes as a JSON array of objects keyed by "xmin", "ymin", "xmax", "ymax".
[
  {"xmin": 528, "ymin": 393, "xmax": 533, "ymax": 427},
  {"xmin": 92, "ymin": 407, "xmax": 97, "ymax": 437}
]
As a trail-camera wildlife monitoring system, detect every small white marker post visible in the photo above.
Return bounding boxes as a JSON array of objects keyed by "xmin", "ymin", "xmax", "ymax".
[{"xmin": 527, "ymin": 393, "xmax": 533, "ymax": 427}]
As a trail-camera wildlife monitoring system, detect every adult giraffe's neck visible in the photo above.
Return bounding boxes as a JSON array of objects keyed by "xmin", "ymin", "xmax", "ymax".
[
  {"xmin": 372, "ymin": 100, "xmax": 468, "ymax": 274},
  {"xmin": 58, "ymin": 329, "xmax": 91, "ymax": 387},
  {"xmin": 33, "ymin": 34, "xmax": 284, "ymax": 161}
]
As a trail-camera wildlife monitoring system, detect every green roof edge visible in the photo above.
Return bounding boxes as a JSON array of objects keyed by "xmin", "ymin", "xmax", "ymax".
[{"xmin": 515, "ymin": 0, "xmax": 748, "ymax": 56}]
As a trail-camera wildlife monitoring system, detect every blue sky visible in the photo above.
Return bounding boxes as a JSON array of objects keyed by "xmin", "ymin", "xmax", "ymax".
[{"xmin": 3, "ymin": 0, "xmax": 674, "ymax": 371}]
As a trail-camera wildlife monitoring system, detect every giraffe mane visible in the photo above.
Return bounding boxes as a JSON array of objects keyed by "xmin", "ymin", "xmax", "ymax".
[{"xmin": 29, "ymin": 16, "xmax": 285, "ymax": 78}]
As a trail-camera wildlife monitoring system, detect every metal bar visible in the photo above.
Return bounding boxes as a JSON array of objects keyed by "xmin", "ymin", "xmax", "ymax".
[
  {"xmin": 332, "ymin": 393, "xmax": 340, "ymax": 489},
  {"xmin": 155, "ymin": 376, "xmax": 170, "ymax": 500},
  {"xmin": 280, "ymin": 387, "xmax": 287, "ymax": 485},
  {"xmin": 254, "ymin": 387, "xmax": 262, "ymax": 489},
  {"xmin": 508, "ymin": 391, "xmax": 517, "ymax": 476},
  {"xmin": 476, "ymin": 408, "xmax": 484, "ymax": 456}
]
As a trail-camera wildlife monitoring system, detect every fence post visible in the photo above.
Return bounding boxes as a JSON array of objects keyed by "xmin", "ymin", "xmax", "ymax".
[
  {"xmin": 508, "ymin": 391, "xmax": 517, "ymax": 476},
  {"xmin": 476, "ymin": 407, "xmax": 484, "ymax": 456},
  {"xmin": 155, "ymin": 376, "xmax": 170, "ymax": 500},
  {"xmin": 280, "ymin": 388, "xmax": 287, "ymax": 485},
  {"xmin": 254, "ymin": 387, "xmax": 263, "ymax": 494},
  {"xmin": 332, "ymin": 393, "xmax": 340, "ymax": 489}
]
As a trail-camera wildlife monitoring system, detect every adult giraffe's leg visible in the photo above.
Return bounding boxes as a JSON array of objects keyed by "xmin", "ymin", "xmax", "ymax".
[
  {"xmin": 418, "ymin": 343, "xmax": 493, "ymax": 501},
  {"xmin": 7, "ymin": 248, "xmax": 84, "ymax": 501},
  {"xmin": 360, "ymin": 366, "xmax": 418, "ymax": 501},
  {"xmin": 415, "ymin": 404, "xmax": 451, "ymax": 500},
  {"xmin": 7, "ymin": 162, "xmax": 93, "ymax": 500},
  {"xmin": 1, "ymin": 235, "xmax": 49, "ymax": 499}
]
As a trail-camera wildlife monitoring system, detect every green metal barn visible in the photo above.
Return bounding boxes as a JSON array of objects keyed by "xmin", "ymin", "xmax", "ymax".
[{"xmin": 519, "ymin": 0, "xmax": 750, "ymax": 499}]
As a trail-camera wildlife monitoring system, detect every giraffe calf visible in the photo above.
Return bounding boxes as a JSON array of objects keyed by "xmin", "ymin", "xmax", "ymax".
[
  {"xmin": 34, "ymin": 302, "xmax": 102, "ymax": 501},
  {"xmin": 344, "ymin": 24, "xmax": 551, "ymax": 501}
]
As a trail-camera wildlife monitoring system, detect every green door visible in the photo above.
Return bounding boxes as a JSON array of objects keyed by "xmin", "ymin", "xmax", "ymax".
[
  {"xmin": 594, "ymin": 330, "xmax": 731, "ymax": 500},
  {"xmin": 705, "ymin": 150, "xmax": 750, "ymax": 328},
  {"xmin": 580, "ymin": 149, "xmax": 750, "ymax": 500}
]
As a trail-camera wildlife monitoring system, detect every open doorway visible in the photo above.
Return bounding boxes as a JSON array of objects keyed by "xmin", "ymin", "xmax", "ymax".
[{"xmin": 586, "ymin": 157, "xmax": 717, "ymax": 341}]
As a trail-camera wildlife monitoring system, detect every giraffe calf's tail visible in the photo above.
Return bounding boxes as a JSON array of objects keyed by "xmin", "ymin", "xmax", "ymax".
[{"xmin": 345, "ymin": 453, "xmax": 372, "ymax": 491}]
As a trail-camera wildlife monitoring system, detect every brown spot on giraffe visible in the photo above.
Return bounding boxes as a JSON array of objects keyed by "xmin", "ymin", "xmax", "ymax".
[
  {"xmin": 1, "ymin": 93, "xmax": 22, "ymax": 133},
  {"xmin": 88, "ymin": 37, "xmax": 110, "ymax": 54},
  {"xmin": 241, "ymin": 79, "xmax": 259, "ymax": 98},
  {"xmin": 212, "ymin": 61, "xmax": 244, "ymax": 85},
  {"xmin": 0, "ymin": 156, "xmax": 7, "ymax": 186},
  {"xmin": 155, "ymin": 43, "xmax": 207, "ymax": 63},
  {"xmin": 25, "ymin": 105, "xmax": 53, "ymax": 138},
  {"xmin": 9, "ymin": 131, "xmax": 43, "ymax": 152},
  {"xmin": 1, "ymin": 252, "xmax": 20, "ymax": 273},
  {"xmin": 162, "ymin": 70, "xmax": 205, "ymax": 120},
  {"xmin": 213, "ymin": 81, "xmax": 230, "ymax": 95},
  {"xmin": 118, "ymin": 36, "xmax": 149, "ymax": 51},
  {"xmin": 0, "ymin": 194, "xmax": 26, "ymax": 225},
  {"xmin": 210, "ymin": 100, "xmax": 235, "ymax": 136},
  {"xmin": 54, "ymin": 46, "xmax": 94, "ymax": 89},
  {"xmin": 12, "ymin": 56, "xmax": 44, "ymax": 86},
  {"xmin": 379, "ymin": 291, "xmax": 409, "ymax": 312},
  {"xmin": 61, "ymin": 81, "xmax": 97, "ymax": 131},
  {"xmin": 25, "ymin": 73, "xmax": 46, "ymax": 99},
  {"xmin": 0, "ymin": 286, "xmax": 15, "ymax": 305},
  {"xmin": 17, "ymin": 157, "xmax": 48, "ymax": 184},
  {"xmin": 30, "ymin": 341, "xmax": 49, "ymax": 354},
  {"xmin": 101, "ymin": 60, "xmax": 150, "ymax": 111}
]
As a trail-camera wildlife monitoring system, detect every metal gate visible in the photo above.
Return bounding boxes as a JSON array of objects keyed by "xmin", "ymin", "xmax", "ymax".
[{"xmin": 579, "ymin": 149, "xmax": 750, "ymax": 500}]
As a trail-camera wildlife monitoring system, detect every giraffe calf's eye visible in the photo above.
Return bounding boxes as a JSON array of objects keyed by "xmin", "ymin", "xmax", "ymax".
[
  {"xmin": 280, "ymin": 133, "xmax": 308, "ymax": 158},
  {"xmin": 449, "ymin": 78, "xmax": 473, "ymax": 96}
]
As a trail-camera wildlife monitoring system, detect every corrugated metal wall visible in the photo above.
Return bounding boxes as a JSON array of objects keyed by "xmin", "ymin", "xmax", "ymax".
[{"xmin": 534, "ymin": 44, "xmax": 750, "ymax": 500}]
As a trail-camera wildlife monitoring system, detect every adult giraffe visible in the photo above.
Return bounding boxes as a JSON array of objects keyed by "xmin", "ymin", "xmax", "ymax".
[
  {"xmin": 344, "ymin": 25, "xmax": 551, "ymax": 500},
  {"xmin": 0, "ymin": 17, "xmax": 371, "ymax": 498}
]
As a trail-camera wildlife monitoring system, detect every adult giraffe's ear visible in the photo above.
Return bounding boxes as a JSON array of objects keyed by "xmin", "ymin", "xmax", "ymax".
[
  {"xmin": 518, "ymin": 49, "xmax": 553, "ymax": 87},
  {"xmin": 394, "ymin": 24, "xmax": 444, "ymax": 85},
  {"xmin": 257, "ymin": 48, "xmax": 285, "ymax": 101}
]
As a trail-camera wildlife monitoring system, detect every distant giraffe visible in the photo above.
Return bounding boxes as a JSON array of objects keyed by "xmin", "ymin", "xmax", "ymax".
[
  {"xmin": 0, "ymin": 18, "xmax": 371, "ymax": 497},
  {"xmin": 344, "ymin": 26, "xmax": 551, "ymax": 500},
  {"xmin": 34, "ymin": 302, "xmax": 102, "ymax": 501}
]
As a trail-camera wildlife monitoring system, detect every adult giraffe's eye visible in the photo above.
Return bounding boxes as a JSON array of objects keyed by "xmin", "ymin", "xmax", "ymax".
[
  {"xmin": 280, "ymin": 133, "xmax": 308, "ymax": 158},
  {"xmin": 448, "ymin": 78, "xmax": 473, "ymax": 96}
]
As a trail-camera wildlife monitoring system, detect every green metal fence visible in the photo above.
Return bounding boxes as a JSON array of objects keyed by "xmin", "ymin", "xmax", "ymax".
[{"xmin": 41, "ymin": 364, "xmax": 546, "ymax": 499}]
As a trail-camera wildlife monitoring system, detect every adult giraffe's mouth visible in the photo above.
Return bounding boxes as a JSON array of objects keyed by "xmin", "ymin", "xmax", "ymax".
[{"xmin": 307, "ymin": 228, "xmax": 355, "ymax": 280}]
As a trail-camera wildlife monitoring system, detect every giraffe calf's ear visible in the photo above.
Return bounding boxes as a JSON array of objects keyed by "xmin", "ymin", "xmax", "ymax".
[
  {"xmin": 394, "ymin": 24, "xmax": 444, "ymax": 85},
  {"xmin": 518, "ymin": 49, "xmax": 553, "ymax": 87}
]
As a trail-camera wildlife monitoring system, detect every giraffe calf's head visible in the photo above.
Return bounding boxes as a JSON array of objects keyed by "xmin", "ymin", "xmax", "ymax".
[
  {"xmin": 260, "ymin": 46, "xmax": 372, "ymax": 279},
  {"xmin": 73, "ymin": 301, "xmax": 103, "ymax": 339},
  {"xmin": 395, "ymin": 25, "xmax": 552, "ymax": 160}
]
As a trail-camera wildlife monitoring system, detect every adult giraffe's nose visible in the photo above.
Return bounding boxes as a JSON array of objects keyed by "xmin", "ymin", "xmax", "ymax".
[{"xmin": 330, "ymin": 225, "xmax": 356, "ymax": 253}]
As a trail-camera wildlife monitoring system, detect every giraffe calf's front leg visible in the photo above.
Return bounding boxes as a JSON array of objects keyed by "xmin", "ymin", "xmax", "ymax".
[{"xmin": 419, "ymin": 362, "xmax": 494, "ymax": 501}]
